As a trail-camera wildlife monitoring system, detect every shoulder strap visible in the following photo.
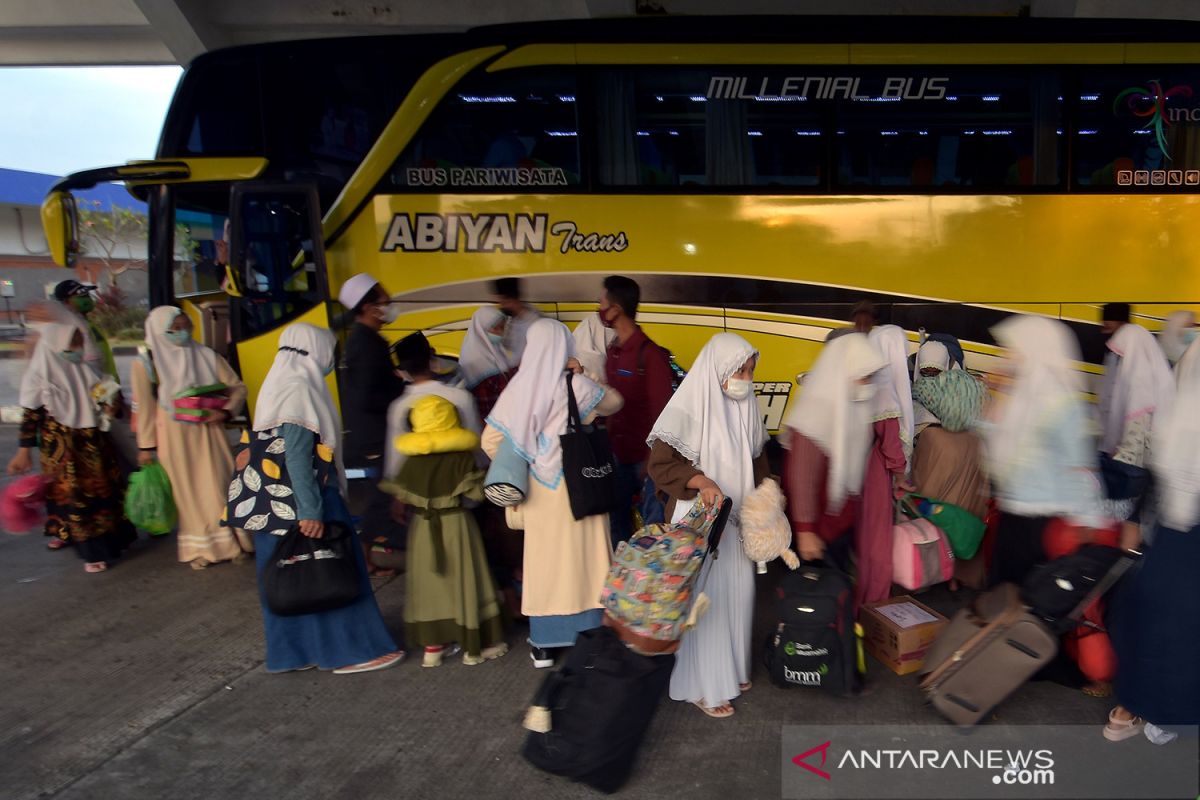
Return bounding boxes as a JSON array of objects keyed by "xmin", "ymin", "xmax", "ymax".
[
  {"xmin": 636, "ymin": 338, "xmax": 650, "ymax": 376},
  {"xmin": 564, "ymin": 371, "xmax": 582, "ymax": 431},
  {"xmin": 636, "ymin": 338, "xmax": 667, "ymax": 377}
]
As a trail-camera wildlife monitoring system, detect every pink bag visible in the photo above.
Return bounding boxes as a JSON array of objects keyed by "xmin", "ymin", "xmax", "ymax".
[{"xmin": 892, "ymin": 498, "xmax": 954, "ymax": 591}]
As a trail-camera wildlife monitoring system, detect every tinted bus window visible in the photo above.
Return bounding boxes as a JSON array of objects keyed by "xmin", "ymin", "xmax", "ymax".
[
  {"xmin": 595, "ymin": 68, "xmax": 824, "ymax": 188},
  {"xmin": 834, "ymin": 69, "xmax": 1062, "ymax": 189},
  {"xmin": 1074, "ymin": 70, "xmax": 1200, "ymax": 189},
  {"xmin": 384, "ymin": 69, "xmax": 581, "ymax": 192},
  {"xmin": 179, "ymin": 56, "xmax": 265, "ymax": 157}
]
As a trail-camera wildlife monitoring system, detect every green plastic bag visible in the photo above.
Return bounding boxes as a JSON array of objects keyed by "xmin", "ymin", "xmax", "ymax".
[
  {"xmin": 125, "ymin": 462, "xmax": 177, "ymax": 535},
  {"xmin": 908, "ymin": 493, "xmax": 985, "ymax": 560}
]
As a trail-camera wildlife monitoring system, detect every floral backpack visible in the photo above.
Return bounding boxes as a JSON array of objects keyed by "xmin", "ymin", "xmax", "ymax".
[{"xmin": 600, "ymin": 496, "xmax": 731, "ymax": 655}]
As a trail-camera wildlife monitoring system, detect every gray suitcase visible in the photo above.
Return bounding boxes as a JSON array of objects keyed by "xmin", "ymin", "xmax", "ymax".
[{"xmin": 919, "ymin": 584, "xmax": 1057, "ymax": 726}]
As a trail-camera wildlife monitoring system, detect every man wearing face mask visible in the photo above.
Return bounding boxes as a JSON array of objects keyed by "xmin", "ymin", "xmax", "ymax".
[
  {"xmin": 594, "ymin": 276, "xmax": 674, "ymax": 548},
  {"xmin": 492, "ymin": 277, "xmax": 541, "ymax": 365},
  {"xmin": 339, "ymin": 273, "xmax": 408, "ymax": 573}
]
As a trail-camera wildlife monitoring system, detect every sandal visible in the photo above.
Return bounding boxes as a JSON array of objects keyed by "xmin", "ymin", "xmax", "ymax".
[
  {"xmin": 739, "ymin": 681, "xmax": 753, "ymax": 692},
  {"xmin": 1083, "ymin": 681, "xmax": 1112, "ymax": 698},
  {"xmin": 190, "ymin": 558, "xmax": 212, "ymax": 571},
  {"xmin": 1103, "ymin": 707, "xmax": 1145, "ymax": 742},
  {"xmin": 84, "ymin": 562, "xmax": 108, "ymax": 574},
  {"xmin": 692, "ymin": 700, "xmax": 735, "ymax": 719},
  {"xmin": 47, "ymin": 538, "xmax": 67, "ymax": 551}
]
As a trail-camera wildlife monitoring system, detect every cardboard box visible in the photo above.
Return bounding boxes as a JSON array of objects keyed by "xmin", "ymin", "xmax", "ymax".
[{"xmin": 859, "ymin": 595, "xmax": 948, "ymax": 676}]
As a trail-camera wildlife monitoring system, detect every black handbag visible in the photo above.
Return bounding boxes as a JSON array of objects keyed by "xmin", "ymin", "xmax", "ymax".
[
  {"xmin": 262, "ymin": 521, "xmax": 362, "ymax": 616},
  {"xmin": 1099, "ymin": 453, "xmax": 1150, "ymax": 501},
  {"xmin": 559, "ymin": 371, "xmax": 618, "ymax": 521}
]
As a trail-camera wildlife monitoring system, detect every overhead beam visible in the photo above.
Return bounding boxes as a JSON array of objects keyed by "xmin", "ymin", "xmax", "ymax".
[
  {"xmin": 0, "ymin": 26, "xmax": 173, "ymax": 65},
  {"xmin": 132, "ymin": 0, "xmax": 229, "ymax": 64}
]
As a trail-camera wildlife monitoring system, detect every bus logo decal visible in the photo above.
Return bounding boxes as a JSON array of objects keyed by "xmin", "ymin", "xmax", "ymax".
[
  {"xmin": 1113, "ymin": 81, "xmax": 1194, "ymax": 160},
  {"xmin": 380, "ymin": 212, "xmax": 629, "ymax": 255}
]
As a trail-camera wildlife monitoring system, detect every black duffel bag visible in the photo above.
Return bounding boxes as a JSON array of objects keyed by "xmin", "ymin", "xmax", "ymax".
[
  {"xmin": 559, "ymin": 371, "xmax": 618, "ymax": 520},
  {"xmin": 522, "ymin": 626, "xmax": 674, "ymax": 794},
  {"xmin": 263, "ymin": 521, "xmax": 362, "ymax": 616},
  {"xmin": 1020, "ymin": 544, "xmax": 1133, "ymax": 635}
]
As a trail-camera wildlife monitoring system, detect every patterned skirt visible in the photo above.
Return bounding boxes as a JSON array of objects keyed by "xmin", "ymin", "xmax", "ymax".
[{"xmin": 39, "ymin": 416, "xmax": 136, "ymax": 562}]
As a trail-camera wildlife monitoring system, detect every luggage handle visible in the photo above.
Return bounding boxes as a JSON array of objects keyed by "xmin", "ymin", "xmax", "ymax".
[
  {"xmin": 894, "ymin": 495, "xmax": 923, "ymax": 524},
  {"xmin": 1064, "ymin": 549, "xmax": 1140, "ymax": 624}
]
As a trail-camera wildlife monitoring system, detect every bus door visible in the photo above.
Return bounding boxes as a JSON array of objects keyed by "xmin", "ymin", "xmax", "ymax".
[{"xmin": 228, "ymin": 183, "xmax": 334, "ymax": 411}]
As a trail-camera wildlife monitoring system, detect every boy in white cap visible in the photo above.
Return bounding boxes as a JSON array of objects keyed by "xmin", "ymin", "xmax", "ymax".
[{"xmin": 339, "ymin": 273, "xmax": 408, "ymax": 574}]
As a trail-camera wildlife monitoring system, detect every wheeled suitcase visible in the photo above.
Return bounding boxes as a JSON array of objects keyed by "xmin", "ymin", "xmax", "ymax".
[
  {"xmin": 521, "ymin": 626, "xmax": 674, "ymax": 794},
  {"xmin": 919, "ymin": 583, "xmax": 1057, "ymax": 726},
  {"xmin": 764, "ymin": 562, "xmax": 864, "ymax": 696}
]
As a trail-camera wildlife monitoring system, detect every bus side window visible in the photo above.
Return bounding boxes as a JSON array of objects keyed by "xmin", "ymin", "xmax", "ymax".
[
  {"xmin": 380, "ymin": 68, "xmax": 581, "ymax": 193},
  {"xmin": 593, "ymin": 67, "xmax": 824, "ymax": 188},
  {"xmin": 1074, "ymin": 69, "xmax": 1200, "ymax": 189},
  {"xmin": 229, "ymin": 186, "xmax": 327, "ymax": 338}
]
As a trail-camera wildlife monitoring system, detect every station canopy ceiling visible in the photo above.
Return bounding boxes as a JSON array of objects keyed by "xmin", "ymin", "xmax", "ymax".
[{"xmin": 3, "ymin": 0, "xmax": 1199, "ymax": 67}]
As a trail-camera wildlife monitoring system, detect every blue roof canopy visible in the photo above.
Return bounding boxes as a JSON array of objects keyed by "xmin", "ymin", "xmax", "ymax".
[{"xmin": 0, "ymin": 167, "xmax": 148, "ymax": 214}]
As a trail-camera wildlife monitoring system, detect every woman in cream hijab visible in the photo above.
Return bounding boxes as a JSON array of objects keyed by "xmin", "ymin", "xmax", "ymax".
[
  {"xmin": 783, "ymin": 333, "xmax": 885, "ymax": 570},
  {"xmin": 133, "ymin": 306, "xmax": 246, "ymax": 569}
]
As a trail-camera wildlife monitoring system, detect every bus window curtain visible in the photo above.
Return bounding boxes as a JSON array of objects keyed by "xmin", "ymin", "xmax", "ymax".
[
  {"xmin": 706, "ymin": 97, "xmax": 754, "ymax": 185},
  {"xmin": 597, "ymin": 72, "xmax": 640, "ymax": 185},
  {"xmin": 1030, "ymin": 74, "xmax": 1060, "ymax": 186}
]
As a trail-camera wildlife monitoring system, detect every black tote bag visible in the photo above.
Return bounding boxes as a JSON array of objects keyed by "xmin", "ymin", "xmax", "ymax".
[
  {"xmin": 263, "ymin": 521, "xmax": 362, "ymax": 616},
  {"xmin": 559, "ymin": 372, "xmax": 619, "ymax": 520}
]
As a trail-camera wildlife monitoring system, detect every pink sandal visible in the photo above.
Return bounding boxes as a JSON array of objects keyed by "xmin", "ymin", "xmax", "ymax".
[{"xmin": 1103, "ymin": 708, "xmax": 1144, "ymax": 742}]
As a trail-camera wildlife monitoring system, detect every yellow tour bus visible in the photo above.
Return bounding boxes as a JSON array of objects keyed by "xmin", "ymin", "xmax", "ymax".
[{"xmin": 40, "ymin": 16, "xmax": 1200, "ymax": 430}]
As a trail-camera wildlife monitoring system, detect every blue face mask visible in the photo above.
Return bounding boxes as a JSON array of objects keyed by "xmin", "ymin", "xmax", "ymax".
[
  {"xmin": 165, "ymin": 329, "xmax": 191, "ymax": 346},
  {"xmin": 486, "ymin": 332, "xmax": 505, "ymax": 345},
  {"xmin": 59, "ymin": 350, "xmax": 83, "ymax": 364},
  {"xmin": 1184, "ymin": 328, "xmax": 1199, "ymax": 347}
]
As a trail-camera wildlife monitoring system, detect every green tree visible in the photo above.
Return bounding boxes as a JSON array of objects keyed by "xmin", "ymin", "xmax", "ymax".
[{"xmin": 76, "ymin": 199, "xmax": 149, "ymax": 283}]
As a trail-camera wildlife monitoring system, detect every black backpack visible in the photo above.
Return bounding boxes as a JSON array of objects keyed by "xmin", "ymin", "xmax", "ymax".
[
  {"xmin": 1021, "ymin": 544, "xmax": 1134, "ymax": 635},
  {"xmin": 763, "ymin": 563, "xmax": 863, "ymax": 696}
]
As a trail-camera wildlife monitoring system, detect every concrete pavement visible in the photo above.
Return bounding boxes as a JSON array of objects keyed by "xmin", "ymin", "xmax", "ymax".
[{"xmin": 0, "ymin": 425, "xmax": 1116, "ymax": 800}]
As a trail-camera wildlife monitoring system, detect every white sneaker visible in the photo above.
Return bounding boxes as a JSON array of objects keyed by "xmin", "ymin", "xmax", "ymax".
[{"xmin": 463, "ymin": 643, "xmax": 509, "ymax": 666}]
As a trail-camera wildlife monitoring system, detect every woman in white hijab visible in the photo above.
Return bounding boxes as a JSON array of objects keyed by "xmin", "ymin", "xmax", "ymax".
[
  {"xmin": 1158, "ymin": 310, "xmax": 1197, "ymax": 368},
  {"xmin": 981, "ymin": 315, "xmax": 1106, "ymax": 585},
  {"xmin": 782, "ymin": 334, "xmax": 885, "ymax": 576},
  {"xmin": 458, "ymin": 306, "xmax": 517, "ymax": 419},
  {"xmin": 646, "ymin": 333, "xmax": 768, "ymax": 718},
  {"xmin": 226, "ymin": 323, "xmax": 404, "ymax": 676},
  {"xmin": 856, "ymin": 324, "xmax": 915, "ymax": 606},
  {"xmin": 482, "ymin": 318, "xmax": 624, "ymax": 667},
  {"xmin": 1106, "ymin": 335, "xmax": 1200, "ymax": 743},
  {"xmin": 132, "ymin": 306, "xmax": 246, "ymax": 569},
  {"xmin": 1099, "ymin": 321, "xmax": 1174, "ymax": 549},
  {"xmin": 7, "ymin": 324, "xmax": 134, "ymax": 571}
]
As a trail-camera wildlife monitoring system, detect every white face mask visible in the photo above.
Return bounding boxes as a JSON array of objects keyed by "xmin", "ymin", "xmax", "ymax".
[
  {"xmin": 853, "ymin": 383, "xmax": 876, "ymax": 403},
  {"xmin": 723, "ymin": 378, "xmax": 753, "ymax": 401},
  {"xmin": 375, "ymin": 303, "xmax": 399, "ymax": 324}
]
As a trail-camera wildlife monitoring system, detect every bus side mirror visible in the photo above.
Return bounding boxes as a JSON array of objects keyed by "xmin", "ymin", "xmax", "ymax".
[{"xmin": 41, "ymin": 191, "xmax": 80, "ymax": 267}]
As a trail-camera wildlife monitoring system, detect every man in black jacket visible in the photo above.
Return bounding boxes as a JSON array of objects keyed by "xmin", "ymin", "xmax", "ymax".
[{"xmin": 340, "ymin": 272, "xmax": 407, "ymax": 573}]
